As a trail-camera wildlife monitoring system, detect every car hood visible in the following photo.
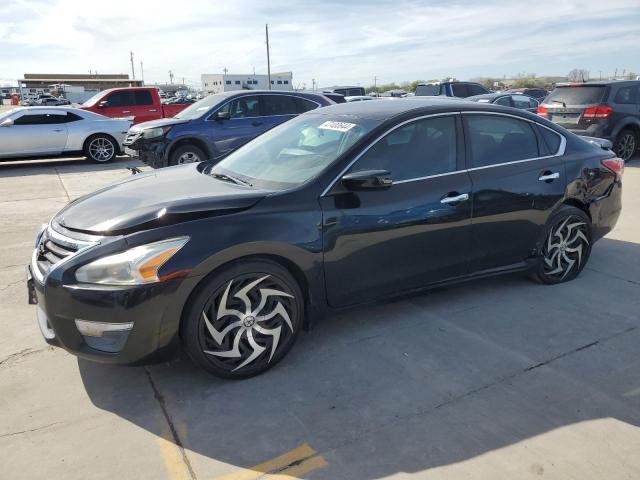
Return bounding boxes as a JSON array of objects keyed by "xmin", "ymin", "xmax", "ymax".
[
  {"xmin": 54, "ymin": 164, "xmax": 269, "ymax": 235},
  {"xmin": 129, "ymin": 117, "xmax": 188, "ymax": 132}
]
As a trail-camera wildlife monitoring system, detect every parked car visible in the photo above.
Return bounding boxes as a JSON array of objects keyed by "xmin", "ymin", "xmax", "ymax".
[
  {"xmin": 28, "ymin": 98, "xmax": 623, "ymax": 378},
  {"xmin": 537, "ymin": 80, "xmax": 640, "ymax": 161},
  {"xmin": 467, "ymin": 93, "xmax": 539, "ymax": 112},
  {"xmin": 80, "ymin": 87, "xmax": 189, "ymax": 125},
  {"xmin": 415, "ymin": 81, "xmax": 489, "ymax": 97},
  {"xmin": 123, "ymin": 90, "xmax": 334, "ymax": 168},
  {"xmin": 323, "ymin": 86, "xmax": 366, "ymax": 97},
  {"xmin": 505, "ymin": 88, "xmax": 549, "ymax": 100},
  {"xmin": 0, "ymin": 107, "xmax": 130, "ymax": 162}
]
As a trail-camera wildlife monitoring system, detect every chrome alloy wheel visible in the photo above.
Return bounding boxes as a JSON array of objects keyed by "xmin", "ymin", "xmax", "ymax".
[
  {"xmin": 88, "ymin": 137, "xmax": 115, "ymax": 162},
  {"xmin": 542, "ymin": 216, "xmax": 590, "ymax": 280},
  {"xmin": 615, "ymin": 132, "xmax": 636, "ymax": 161},
  {"xmin": 177, "ymin": 151, "xmax": 201, "ymax": 164},
  {"xmin": 199, "ymin": 274, "xmax": 297, "ymax": 372}
]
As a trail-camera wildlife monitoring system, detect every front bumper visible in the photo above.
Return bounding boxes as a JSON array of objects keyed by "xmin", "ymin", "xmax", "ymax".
[{"xmin": 123, "ymin": 133, "xmax": 168, "ymax": 169}]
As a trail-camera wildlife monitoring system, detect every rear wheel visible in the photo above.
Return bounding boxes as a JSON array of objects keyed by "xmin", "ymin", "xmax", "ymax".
[
  {"xmin": 533, "ymin": 206, "xmax": 592, "ymax": 284},
  {"xmin": 169, "ymin": 144, "xmax": 206, "ymax": 166},
  {"xmin": 84, "ymin": 134, "xmax": 117, "ymax": 163},
  {"xmin": 614, "ymin": 129, "xmax": 637, "ymax": 162},
  {"xmin": 181, "ymin": 259, "xmax": 303, "ymax": 379}
]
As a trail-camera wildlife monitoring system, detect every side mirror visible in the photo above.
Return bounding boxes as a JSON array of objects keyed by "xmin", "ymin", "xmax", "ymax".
[
  {"xmin": 98, "ymin": 100, "xmax": 108, "ymax": 108},
  {"xmin": 216, "ymin": 111, "xmax": 231, "ymax": 121},
  {"xmin": 342, "ymin": 170, "xmax": 392, "ymax": 191},
  {"xmin": 0, "ymin": 118, "xmax": 13, "ymax": 128}
]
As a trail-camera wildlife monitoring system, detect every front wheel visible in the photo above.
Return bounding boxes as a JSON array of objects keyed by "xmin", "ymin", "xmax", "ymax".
[
  {"xmin": 169, "ymin": 144, "xmax": 206, "ymax": 166},
  {"xmin": 533, "ymin": 206, "xmax": 592, "ymax": 284},
  {"xmin": 181, "ymin": 259, "xmax": 303, "ymax": 379}
]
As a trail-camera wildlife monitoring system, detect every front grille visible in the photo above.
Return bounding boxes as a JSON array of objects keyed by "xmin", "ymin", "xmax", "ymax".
[{"xmin": 36, "ymin": 233, "xmax": 79, "ymax": 275}]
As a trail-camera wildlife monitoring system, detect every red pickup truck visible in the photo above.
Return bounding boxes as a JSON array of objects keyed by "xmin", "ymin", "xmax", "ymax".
[{"xmin": 80, "ymin": 87, "xmax": 189, "ymax": 124}]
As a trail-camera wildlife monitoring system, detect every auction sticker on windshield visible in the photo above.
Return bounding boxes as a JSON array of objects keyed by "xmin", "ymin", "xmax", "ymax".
[{"xmin": 318, "ymin": 121, "xmax": 357, "ymax": 132}]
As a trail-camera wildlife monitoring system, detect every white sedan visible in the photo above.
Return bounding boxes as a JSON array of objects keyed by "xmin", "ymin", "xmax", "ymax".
[{"xmin": 0, "ymin": 107, "xmax": 131, "ymax": 162}]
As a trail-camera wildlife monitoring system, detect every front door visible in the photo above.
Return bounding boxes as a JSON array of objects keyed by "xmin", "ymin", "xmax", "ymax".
[
  {"xmin": 321, "ymin": 114, "xmax": 472, "ymax": 307},
  {"xmin": 462, "ymin": 113, "xmax": 567, "ymax": 272},
  {"xmin": 208, "ymin": 95, "xmax": 266, "ymax": 155},
  {"xmin": 0, "ymin": 111, "xmax": 68, "ymax": 157}
]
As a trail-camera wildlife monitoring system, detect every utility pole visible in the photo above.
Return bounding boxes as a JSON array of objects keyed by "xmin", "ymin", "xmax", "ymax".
[
  {"xmin": 312, "ymin": 78, "xmax": 316, "ymax": 91},
  {"xmin": 265, "ymin": 24, "xmax": 271, "ymax": 90},
  {"xmin": 182, "ymin": 77, "xmax": 184, "ymax": 86},
  {"xmin": 374, "ymin": 75, "xmax": 378, "ymax": 91},
  {"xmin": 169, "ymin": 70, "xmax": 174, "ymax": 84},
  {"xmin": 140, "ymin": 61, "xmax": 144, "ymax": 84},
  {"xmin": 130, "ymin": 51, "xmax": 136, "ymax": 80}
]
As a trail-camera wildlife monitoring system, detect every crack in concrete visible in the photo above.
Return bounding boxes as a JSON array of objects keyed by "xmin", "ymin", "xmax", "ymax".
[
  {"xmin": 53, "ymin": 167, "xmax": 71, "ymax": 201},
  {"xmin": 323, "ymin": 325, "xmax": 639, "ymax": 454},
  {"xmin": 144, "ymin": 367, "xmax": 197, "ymax": 480},
  {"xmin": 0, "ymin": 279, "xmax": 23, "ymax": 293},
  {"xmin": 0, "ymin": 421, "xmax": 62, "ymax": 438},
  {"xmin": 0, "ymin": 347, "xmax": 48, "ymax": 368}
]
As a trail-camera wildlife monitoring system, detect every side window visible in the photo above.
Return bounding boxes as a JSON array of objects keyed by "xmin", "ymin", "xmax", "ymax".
[
  {"xmin": 227, "ymin": 96, "xmax": 260, "ymax": 118},
  {"xmin": 494, "ymin": 96, "xmax": 512, "ymax": 107},
  {"xmin": 614, "ymin": 86, "xmax": 637, "ymax": 105},
  {"xmin": 451, "ymin": 84, "xmax": 470, "ymax": 97},
  {"xmin": 538, "ymin": 126, "xmax": 562, "ymax": 154},
  {"xmin": 295, "ymin": 97, "xmax": 319, "ymax": 113},
  {"xmin": 262, "ymin": 95, "xmax": 298, "ymax": 116},
  {"xmin": 350, "ymin": 116, "xmax": 457, "ymax": 181},
  {"xmin": 14, "ymin": 113, "xmax": 67, "ymax": 125},
  {"xmin": 133, "ymin": 90, "xmax": 153, "ymax": 106},
  {"xmin": 512, "ymin": 95, "xmax": 534, "ymax": 109},
  {"xmin": 64, "ymin": 112, "xmax": 83, "ymax": 123},
  {"xmin": 105, "ymin": 91, "xmax": 132, "ymax": 107},
  {"xmin": 466, "ymin": 115, "xmax": 539, "ymax": 167},
  {"xmin": 468, "ymin": 84, "xmax": 487, "ymax": 96}
]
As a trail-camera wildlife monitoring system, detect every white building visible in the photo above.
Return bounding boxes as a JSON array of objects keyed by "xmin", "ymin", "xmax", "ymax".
[{"xmin": 201, "ymin": 72, "xmax": 293, "ymax": 94}]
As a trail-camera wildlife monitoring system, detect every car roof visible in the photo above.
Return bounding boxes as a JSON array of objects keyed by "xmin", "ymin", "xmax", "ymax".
[
  {"xmin": 555, "ymin": 80, "xmax": 640, "ymax": 87},
  {"xmin": 302, "ymin": 97, "xmax": 508, "ymax": 120},
  {"xmin": 466, "ymin": 93, "xmax": 504, "ymax": 101}
]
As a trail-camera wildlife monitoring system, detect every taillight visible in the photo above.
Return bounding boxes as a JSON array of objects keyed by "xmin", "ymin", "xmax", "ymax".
[
  {"xmin": 601, "ymin": 158, "xmax": 624, "ymax": 180},
  {"xmin": 537, "ymin": 105, "xmax": 548, "ymax": 117},
  {"xmin": 583, "ymin": 105, "xmax": 613, "ymax": 119}
]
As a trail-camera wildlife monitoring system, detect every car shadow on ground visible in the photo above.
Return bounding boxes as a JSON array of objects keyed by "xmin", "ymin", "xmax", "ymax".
[
  {"xmin": 0, "ymin": 156, "xmax": 142, "ymax": 177},
  {"xmin": 77, "ymin": 235, "xmax": 640, "ymax": 478}
]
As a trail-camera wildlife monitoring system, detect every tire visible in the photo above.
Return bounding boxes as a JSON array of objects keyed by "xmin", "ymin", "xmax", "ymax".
[
  {"xmin": 181, "ymin": 259, "xmax": 304, "ymax": 379},
  {"xmin": 169, "ymin": 144, "xmax": 206, "ymax": 166},
  {"xmin": 84, "ymin": 134, "xmax": 117, "ymax": 163},
  {"xmin": 533, "ymin": 206, "xmax": 592, "ymax": 284},
  {"xmin": 613, "ymin": 129, "xmax": 637, "ymax": 162}
]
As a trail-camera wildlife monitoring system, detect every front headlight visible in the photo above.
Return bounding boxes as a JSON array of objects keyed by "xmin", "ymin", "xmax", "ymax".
[
  {"xmin": 142, "ymin": 126, "xmax": 172, "ymax": 139},
  {"xmin": 75, "ymin": 237, "xmax": 189, "ymax": 285}
]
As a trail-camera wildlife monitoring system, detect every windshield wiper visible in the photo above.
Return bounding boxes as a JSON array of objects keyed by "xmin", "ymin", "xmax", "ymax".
[
  {"xmin": 551, "ymin": 100, "xmax": 567, "ymax": 108},
  {"xmin": 211, "ymin": 172, "xmax": 253, "ymax": 187}
]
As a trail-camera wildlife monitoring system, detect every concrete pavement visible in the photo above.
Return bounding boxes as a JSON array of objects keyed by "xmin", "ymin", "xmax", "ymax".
[{"xmin": 1, "ymin": 154, "xmax": 639, "ymax": 479}]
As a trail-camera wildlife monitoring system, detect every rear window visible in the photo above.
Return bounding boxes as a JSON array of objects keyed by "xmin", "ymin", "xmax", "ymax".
[
  {"xmin": 415, "ymin": 84, "xmax": 440, "ymax": 96},
  {"xmin": 538, "ymin": 127, "xmax": 562, "ymax": 154},
  {"xmin": 546, "ymin": 86, "xmax": 607, "ymax": 105}
]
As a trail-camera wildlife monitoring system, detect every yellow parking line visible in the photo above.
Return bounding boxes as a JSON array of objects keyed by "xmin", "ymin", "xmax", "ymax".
[
  {"xmin": 157, "ymin": 435, "xmax": 192, "ymax": 480},
  {"xmin": 263, "ymin": 455, "xmax": 328, "ymax": 479},
  {"xmin": 213, "ymin": 443, "xmax": 326, "ymax": 480}
]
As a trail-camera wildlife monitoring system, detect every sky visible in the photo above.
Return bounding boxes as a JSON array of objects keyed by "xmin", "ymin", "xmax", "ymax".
[{"xmin": 1, "ymin": 0, "xmax": 639, "ymax": 89}]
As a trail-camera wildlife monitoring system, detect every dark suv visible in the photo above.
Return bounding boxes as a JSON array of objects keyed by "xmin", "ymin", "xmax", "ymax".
[
  {"xmin": 415, "ymin": 81, "xmax": 489, "ymax": 98},
  {"xmin": 538, "ymin": 81, "xmax": 640, "ymax": 161}
]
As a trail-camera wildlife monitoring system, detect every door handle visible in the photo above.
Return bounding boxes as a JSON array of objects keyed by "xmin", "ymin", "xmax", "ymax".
[
  {"xmin": 53, "ymin": 129, "xmax": 63, "ymax": 132},
  {"xmin": 122, "ymin": 110, "xmax": 131, "ymax": 114},
  {"xmin": 252, "ymin": 121, "xmax": 263, "ymax": 127},
  {"xmin": 538, "ymin": 172, "xmax": 560, "ymax": 182},
  {"xmin": 440, "ymin": 193, "xmax": 469, "ymax": 204},
  {"xmin": 149, "ymin": 109, "xmax": 157, "ymax": 112}
]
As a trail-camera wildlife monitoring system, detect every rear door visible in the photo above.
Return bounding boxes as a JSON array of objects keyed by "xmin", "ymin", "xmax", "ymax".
[
  {"xmin": 131, "ymin": 90, "xmax": 159, "ymax": 123},
  {"xmin": 321, "ymin": 114, "xmax": 472, "ymax": 306},
  {"xmin": 463, "ymin": 113, "xmax": 566, "ymax": 272},
  {"xmin": 260, "ymin": 94, "xmax": 299, "ymax": 130}
]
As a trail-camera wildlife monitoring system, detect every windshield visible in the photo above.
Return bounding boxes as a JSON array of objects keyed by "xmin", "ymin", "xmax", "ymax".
[
  {"xmin": 210, "ymin": 115, "xmax": 378, "ymax": 189},
  {"xmin": 546, "ymin": 86, "xmax": 607, "ymax": 105},
  {"xmin": 174, "ymin": 94, "xmax": 228, "ymax": 120},
  {"xmin": 82, "ymin": 90, "xmax": 108, "ymax": 107}
]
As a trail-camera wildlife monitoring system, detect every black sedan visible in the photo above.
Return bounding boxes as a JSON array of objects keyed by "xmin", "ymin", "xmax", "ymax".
[
  {"xmin": 28, "ymin": 99, "xmax": 623, "ymax": 378},
  {"xmin": 467, "ymin": 92, "xmax": 540, "ymax": 112}
]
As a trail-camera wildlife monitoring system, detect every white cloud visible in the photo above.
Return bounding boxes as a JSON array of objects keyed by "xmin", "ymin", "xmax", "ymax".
[{"xmin": 1, "ymin": 0, "xmax": 639, "ymax": 88}]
